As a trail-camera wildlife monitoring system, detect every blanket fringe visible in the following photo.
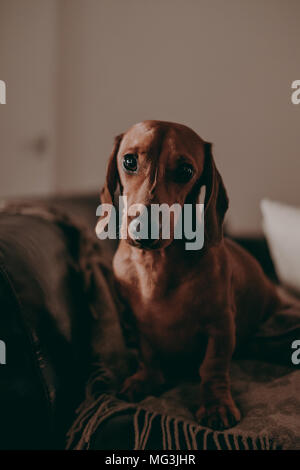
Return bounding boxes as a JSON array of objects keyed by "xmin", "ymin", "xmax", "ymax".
[{"xmin": 67, "ymin": 387, "xmax": 279, "ymax": 450}]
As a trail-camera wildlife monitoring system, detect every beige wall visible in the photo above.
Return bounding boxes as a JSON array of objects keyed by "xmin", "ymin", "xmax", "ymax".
[
  {"xmin": 0, "ymin": 0, "xmax": 58, "ymax": 197},
  {"xmin": 57, "ymin": 0, "xmax": 300, "ymax": 235},
  {"xmin": 1, "ymin": 1, "xmax": 299, "ymax": 235}
]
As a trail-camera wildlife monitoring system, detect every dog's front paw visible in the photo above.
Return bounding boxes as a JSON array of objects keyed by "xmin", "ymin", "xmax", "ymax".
[
  {"xmin": 196, "ymin": 399, "xmax": 241, "ymax": 430},
  {"xmin": 119, "ymin": 367, "xmax": 166, "ymax": 402},
  {"xmin": 118, "ymin": 371, "xmax": 154, "ymax": 402}
]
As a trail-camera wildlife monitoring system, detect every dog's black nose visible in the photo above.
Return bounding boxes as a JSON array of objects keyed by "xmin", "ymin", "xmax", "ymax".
[
  {"xmin": 133, "ymin": 237, "xmax": 157, "ymax": 249},
  {"xmin": 128, "ymin": 206, "xmax": 160, "ymax": 247}
]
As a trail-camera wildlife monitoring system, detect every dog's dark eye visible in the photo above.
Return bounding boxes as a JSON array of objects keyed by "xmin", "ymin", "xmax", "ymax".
[
  {"xmin": 123, "ymin": 154, "xmax": 138, "ymax": 173},
  {"xmin": 175, "ymin": 163, "xmax": 195, "ymax": 183}
]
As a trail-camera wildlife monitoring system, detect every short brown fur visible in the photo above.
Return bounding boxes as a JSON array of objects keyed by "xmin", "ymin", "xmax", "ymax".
[{"xmin": 100, "ymin": 120, "xmax": 280, "ymax": 430}]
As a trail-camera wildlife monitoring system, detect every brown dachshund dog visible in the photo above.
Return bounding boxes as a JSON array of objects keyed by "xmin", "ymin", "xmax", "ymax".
[{"xmin": 100, "ymin": 120, "xmax": 280, "ymax": 430}]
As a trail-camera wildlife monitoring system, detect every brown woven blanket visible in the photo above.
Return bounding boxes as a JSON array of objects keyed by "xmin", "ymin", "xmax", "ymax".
[{"xmin": 66, "ymin": 281, "xmax": 300, "ymax": 450}]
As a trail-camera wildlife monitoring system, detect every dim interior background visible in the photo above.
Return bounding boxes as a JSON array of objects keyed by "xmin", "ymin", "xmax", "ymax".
[{"xmin": 0, "ymin": 0, "xmax": 299, "ymax": 236}]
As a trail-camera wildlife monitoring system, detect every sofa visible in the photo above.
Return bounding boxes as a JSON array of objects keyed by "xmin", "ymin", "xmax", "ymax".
[{"xmin": 0, "ymin": 192, "xmax": 298, "ymax": 450}]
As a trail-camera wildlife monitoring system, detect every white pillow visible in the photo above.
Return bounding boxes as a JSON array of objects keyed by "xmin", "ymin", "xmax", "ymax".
[{"xmin": 261, "ymin": 199, "xmax": 300, "ymax": 294}]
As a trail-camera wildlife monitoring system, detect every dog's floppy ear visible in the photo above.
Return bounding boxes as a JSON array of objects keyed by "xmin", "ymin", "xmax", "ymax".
[
  {"xmin": 202, "ymin": 142, "xmax": 229, "ymax": 245},
  {"xmin": 100, "ymin": 133, "xmax": 124, "ymax": 204}
]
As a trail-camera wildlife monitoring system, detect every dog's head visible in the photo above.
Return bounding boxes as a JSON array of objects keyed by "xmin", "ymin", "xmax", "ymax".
[{"xmin": 100, "ymin": 120, "xmax": 228, "ymax": 250}]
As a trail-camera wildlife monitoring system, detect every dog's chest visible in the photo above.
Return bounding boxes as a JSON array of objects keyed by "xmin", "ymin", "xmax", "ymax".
[
  {"xmin": 114, "ymin": 247, "xmax": 187, "ymax": 307},
  {"xmin": 113, "ymin": 249, "xmax": 209, "ymax": 351}
]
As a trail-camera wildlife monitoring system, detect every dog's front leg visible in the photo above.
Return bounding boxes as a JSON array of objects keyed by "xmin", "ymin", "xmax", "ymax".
[
  {"xmin": 119, "ymin": 337, "xmax": 166, "ymax": 402},
  {"xmin": 196, "ymin": 317, "xmax": 241, "ymax": 430}
]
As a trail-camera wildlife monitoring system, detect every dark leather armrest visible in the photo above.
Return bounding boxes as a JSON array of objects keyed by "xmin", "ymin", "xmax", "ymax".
[{"xmin": 0, "ymin": 214, "xmax": 91, "ymax": 449}]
